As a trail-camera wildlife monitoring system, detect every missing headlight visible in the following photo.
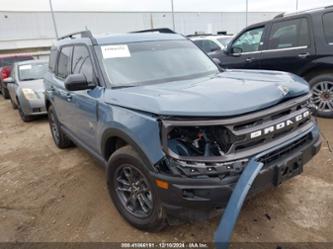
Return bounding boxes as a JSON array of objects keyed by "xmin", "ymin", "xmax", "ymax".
[{"xmin": 167, "ymin": 126, "xmax": 236, "ymax": 157}]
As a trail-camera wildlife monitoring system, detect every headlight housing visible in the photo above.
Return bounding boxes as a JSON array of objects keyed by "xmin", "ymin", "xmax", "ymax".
[
  {"xmin": 167, "ymin": 126, "xmax": 235, "ymax": 157},
  {"xmin": 161, "ymin": 119, "xmax": 239, "ymax": 160},
  {"xmin": 22, "ymin": 88, "xmax": 39, "ymax": 100}
]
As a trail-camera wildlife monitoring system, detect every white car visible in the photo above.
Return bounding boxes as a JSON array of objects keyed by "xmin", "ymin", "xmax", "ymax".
[{"xmin": 190, "ymin": 35, "xmax": 233, "ymax": 55}]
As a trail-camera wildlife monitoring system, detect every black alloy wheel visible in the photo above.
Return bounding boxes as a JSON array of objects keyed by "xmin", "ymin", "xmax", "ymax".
[{"xmin": 114, "ymin": 164, "xmax": 154, "ymax": 218}]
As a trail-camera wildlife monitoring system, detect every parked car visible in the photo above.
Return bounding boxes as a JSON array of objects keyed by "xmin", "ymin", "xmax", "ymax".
[
  {"xmin": 0, "ymin": 55, "xmax": 34, "ymax": 99},
  {"xmin": 44, "ymin": 29, "xmax": 321, "ymax": 231},
  {"xmin": 5, "ymin": 60, "xmax": 48, "ymax": 122},
  {"xmin": 189, "ymin": 34, "xmax": 233, "ymax": 56},
  {"xmin": 212, "ymin": 6, "xmax": 333, "ymax": 118}
]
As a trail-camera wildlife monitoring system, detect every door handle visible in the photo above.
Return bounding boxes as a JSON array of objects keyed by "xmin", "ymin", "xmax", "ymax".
[
  {"xmin": 245, "ymin": 57, "xmax": 254, "ymax": 63},
  {"xmin": 298, "ymin": 52, "xmax": 310, "ymax": 59}
]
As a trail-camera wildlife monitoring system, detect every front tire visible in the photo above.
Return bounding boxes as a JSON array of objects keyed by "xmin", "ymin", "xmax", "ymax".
[
  {"xmin": 309, "ymin": 73, "xmax": 333, "ymax": 118},
  {"xmin": 10, "ymin": 96, "xmax": 17, "ymax": 109},
  {"xmin": 17, "ymin": 102, "xmax": 33, "ymax": 122},
  {"xmin": 48, "ymin": 105, "xmax": 73, "ymax": 148},
  {"xmin": 107, "ymin": 145, "xmax": 167, "ymax": 231}
]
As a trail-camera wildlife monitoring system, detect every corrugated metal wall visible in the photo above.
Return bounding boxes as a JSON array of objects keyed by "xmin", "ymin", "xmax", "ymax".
[{"xmin": 0, "ymin": 11, "xmax": 279, "ymax": 50}]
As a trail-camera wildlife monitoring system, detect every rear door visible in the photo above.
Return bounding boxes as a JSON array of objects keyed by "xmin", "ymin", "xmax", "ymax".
[
  {"xmin": 52, "ymin": 45, "xmax": 73, "ymax": 124},
  {"xmin": 220, "ymin": 26, "xmax": 265, "ymax": 69},
  {"xmin": 260, "ymin": 17, "xmax": 315, "ymax": 74}
]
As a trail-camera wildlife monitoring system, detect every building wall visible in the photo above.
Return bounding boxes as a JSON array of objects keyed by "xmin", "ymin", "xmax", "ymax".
[{"xmin": 0, "ymin": 11, "xmax": 279, "ymax": 50}]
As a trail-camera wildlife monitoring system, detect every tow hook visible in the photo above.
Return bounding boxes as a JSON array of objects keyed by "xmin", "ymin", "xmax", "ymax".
[{"xmin": 214, "ymin": 159, "xmax": 264, "ymax": 249}]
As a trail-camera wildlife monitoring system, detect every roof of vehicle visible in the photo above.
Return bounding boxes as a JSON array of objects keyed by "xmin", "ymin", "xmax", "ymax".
[
  {"xmin": 245, "ymin": 5, "xmax": 333, "ymax": 30},
  {"xmin": 190, "ymin": 35, "xmax": 232, "ymax": 41},
  {"xmin": 97, "ymin": 32, "xmax": 186, "ymax": 44},
  {"xmin": 55, "ymin": 31, "xmax": 186, "ymax": 47},
  {"xmin": 274, "ymin": 5, "xmax": 333, "ymax": 19},
  {"xmin": 15, "ymin": 59, "xmax": 47, "ymax": 66},
  {"xmin": 0, "ymin": 54, "xmax": 33, "ymax": 59}
]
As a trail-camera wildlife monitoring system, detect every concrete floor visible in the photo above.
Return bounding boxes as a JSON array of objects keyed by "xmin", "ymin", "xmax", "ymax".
[{"xmin": 0, "ymin": 97, "xmax": 332, "ymax": 243}]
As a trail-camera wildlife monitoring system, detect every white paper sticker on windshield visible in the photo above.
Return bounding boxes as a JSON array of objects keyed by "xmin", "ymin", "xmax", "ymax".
[
  {"xmin": 101, "ymin": 45, "xmax": 131, "ymax": 58},
  {"xmin": 20, "ymin": 65, "xmax": 32, "ymax": 70}
]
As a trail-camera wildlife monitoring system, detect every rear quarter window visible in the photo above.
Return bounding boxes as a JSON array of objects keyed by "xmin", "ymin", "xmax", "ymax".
[{"xmin": 323, "ymin": 12, "xmax": 333, "ymax": 44}]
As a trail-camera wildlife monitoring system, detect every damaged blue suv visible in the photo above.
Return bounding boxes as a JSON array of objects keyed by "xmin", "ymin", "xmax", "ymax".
[{"xmin": 44, "ymin": 29, "xmax": 321, "ymax": 231}]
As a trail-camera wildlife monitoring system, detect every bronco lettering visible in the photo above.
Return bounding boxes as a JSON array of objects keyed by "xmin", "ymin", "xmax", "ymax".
[{"xmin": 250, "ymin": 111, "xmax": 310, "ymax": 139}]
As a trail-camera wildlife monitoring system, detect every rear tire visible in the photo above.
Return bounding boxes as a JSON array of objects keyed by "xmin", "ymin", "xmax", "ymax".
[
  {"xmin": 48, "ymin": 105, "xmax": 73, "ymax": 149},
  {"xmin": 309, "ymin": 73, "xmax": 333, "ymax": 118},
  {"xmin": 107, "ymin": 145, "xmax": 167, "ymax": 231}
]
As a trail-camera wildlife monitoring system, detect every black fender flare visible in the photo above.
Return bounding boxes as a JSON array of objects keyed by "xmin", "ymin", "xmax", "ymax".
[{"xmin": 101, "ymin": 128, "xmax": 157, "ymax": 172}]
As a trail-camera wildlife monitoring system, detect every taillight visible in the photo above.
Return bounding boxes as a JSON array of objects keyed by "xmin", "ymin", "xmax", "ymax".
[{"xmin": 1, "ymin": 66, "xmax": 11, "ymax": 80}]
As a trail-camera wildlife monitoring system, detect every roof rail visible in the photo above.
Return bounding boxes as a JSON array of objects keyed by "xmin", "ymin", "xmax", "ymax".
[
  {"xmin": 131, "ymin": 28, "xmax": 176, "ymax": 34},
  {"xmin": 187, "ymin": 33, "xmax": 213, "ymax": 37},
  {"xmin": 275, "ymin": 5, "xmax": 330, "ymax": 19},
  {"xmin": 58, "ymin": 30, "xmax": 97, "ymax": 45}
]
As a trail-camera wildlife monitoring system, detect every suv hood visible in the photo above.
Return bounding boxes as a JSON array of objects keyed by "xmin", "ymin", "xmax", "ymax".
[{"xmin": 105, "ymin": 70, "xmax": 310, "ymax": 117}]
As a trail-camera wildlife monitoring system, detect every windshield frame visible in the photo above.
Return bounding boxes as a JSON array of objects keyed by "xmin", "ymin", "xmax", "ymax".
[{"xmin": 98, "ymin": 39, "xmax": 222, "ymax": 88}]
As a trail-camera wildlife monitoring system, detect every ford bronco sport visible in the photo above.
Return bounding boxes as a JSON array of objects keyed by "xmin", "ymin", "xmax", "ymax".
[
  {"xmin": 44, "ymin": 29, "xmax": 321, "ymax": 231},
  {"xmin": 213, "ymin": 6, "xmax": 333, "ymax": 118}
]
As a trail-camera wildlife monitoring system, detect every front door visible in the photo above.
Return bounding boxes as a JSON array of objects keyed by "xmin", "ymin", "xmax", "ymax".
[{"xmin": 220, "ymin": 26, "xmax": 265, "ymax": 69}]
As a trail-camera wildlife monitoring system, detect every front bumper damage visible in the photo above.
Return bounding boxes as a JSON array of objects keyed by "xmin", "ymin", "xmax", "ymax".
[
  {"xmin": 213, "ymin": 125, "xmax": 320, "ymax": 249},
  {"xmin": 150, "ymin": 94, "xmax": 320, "ymax": 248},
  {"xmin": 151, "ymin": 123, "xmax": 320, "ymax": 221},
  {"xmin": 152, "ymin": 124, "xmax": 320, "ymax": 248}
]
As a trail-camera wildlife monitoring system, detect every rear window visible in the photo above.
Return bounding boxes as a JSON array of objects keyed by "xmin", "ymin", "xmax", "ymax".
[{"xmin": 323, "ymin": 12, "xmax": 333, "ymax": 44}]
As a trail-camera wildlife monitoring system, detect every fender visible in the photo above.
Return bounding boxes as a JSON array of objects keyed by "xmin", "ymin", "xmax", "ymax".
[{"xmin": 101, "ymin": 127, "xmax": 159, "ymax": 172}]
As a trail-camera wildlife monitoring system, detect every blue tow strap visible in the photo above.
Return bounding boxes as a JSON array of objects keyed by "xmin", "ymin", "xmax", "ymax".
[{"xmin": 214, "ymin": 159, "xmax": 264, "ymax": 249}]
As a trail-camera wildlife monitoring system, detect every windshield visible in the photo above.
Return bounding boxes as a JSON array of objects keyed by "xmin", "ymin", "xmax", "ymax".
[
  {"xmin": 100, "ymin": 40, "xmax": 219, "ymax": 87},
  {"xmin": 18, "ymin": 63, "xmax": 47, "ymax": 81},
  {"xmin": 217, "ymin": 37, "xmax": 232, "ymax": 47}
]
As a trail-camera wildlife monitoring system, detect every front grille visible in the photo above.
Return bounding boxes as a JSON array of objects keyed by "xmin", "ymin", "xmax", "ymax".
[
  {"xmin": 258, "ymin": 133, "xmax": 312, "ymax": 165},
  {"xmin": 32, "ymin": 108, "xmax": 41, "ymax": 113},
  {"xmin": 162, "ymin": 94, "xmax": 312, "ymax": 162},
  {"xmin": 225, "ymin": 98, "xmax": 311, "ymax": 154}
]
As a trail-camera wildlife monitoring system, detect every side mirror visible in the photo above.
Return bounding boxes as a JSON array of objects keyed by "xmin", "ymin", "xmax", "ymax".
[
  {"xmin": 231, "ymin": 47, "xmax": 242, "ymax": 57},
  {"xmin": 3, "ymin": 77, "xmax": 14, "ymax": 84},
  {"xmin": 64, "ymin": 74, "xmax": 94, "ymax": 91}
]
